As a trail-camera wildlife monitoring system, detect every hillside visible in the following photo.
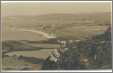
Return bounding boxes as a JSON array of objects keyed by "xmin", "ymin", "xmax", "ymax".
[
  {"xmin": 2, "ymin": 12, "xmax": 111, "ymax": 40},
  {"xmin": 42, "ymin": 26, "xmax": 112, "ymax": 69}
]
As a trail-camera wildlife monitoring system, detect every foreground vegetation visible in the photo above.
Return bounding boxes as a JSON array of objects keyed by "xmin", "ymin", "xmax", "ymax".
[{"xmin": 42, "ymin": 28, "xmax": 112, "ymax": 69}]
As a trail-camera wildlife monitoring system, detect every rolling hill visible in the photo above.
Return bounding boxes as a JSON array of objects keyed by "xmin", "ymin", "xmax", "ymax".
[{"xmin": 2, "ymin": 12, "xmax": 111, "ymax": 40}]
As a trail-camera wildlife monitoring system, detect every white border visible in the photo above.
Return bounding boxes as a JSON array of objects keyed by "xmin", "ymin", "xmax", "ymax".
[
  {"xmin": 1, "ymin": 70, "xmax": 112, "ymax": 72},
  {"xmin": 1, "ymin": 1, "xmax": 112, "ymax": 72},
  {"xmin": 1, "ymin": 1, "xmax": 112, "ymax": 3}
]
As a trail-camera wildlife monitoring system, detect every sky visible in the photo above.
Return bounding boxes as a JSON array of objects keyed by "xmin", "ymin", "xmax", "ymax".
[{"xmin": 1, "ymin": 1, "xmax": 112, "ymax": 16}]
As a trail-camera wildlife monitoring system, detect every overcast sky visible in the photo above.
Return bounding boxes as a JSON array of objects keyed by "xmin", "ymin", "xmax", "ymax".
[{"xmin": 1, "ymin": 2, "xmax": 112, "ymax": 16}]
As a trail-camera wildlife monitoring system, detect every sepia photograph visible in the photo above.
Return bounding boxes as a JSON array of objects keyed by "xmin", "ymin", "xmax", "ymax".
[{"xmin": 1, "ymin": 1, "xmax": 112, "ymax": 72}]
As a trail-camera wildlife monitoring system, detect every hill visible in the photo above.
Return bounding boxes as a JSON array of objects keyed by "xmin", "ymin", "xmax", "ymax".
[{"xmin": 2, "ymin": 12, "xmax": 111, "ymax": 40}]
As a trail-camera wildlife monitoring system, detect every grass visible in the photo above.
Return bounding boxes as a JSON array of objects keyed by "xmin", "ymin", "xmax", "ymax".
[
  {"xmin": 2, "ymin": 56, "xmax": 33, "ymax": 70},
  {"xmin": 54, "ymin": 26, "xmax": 107, "ymax": 40},
  {"xmin": 2, "ymin": 48, "xmax": 53, "ymax": 70},
  {"xmin": 5, "ymin": 49, "xmax": 54, "ymax": 60},
  {"xmin": 2, "ymin": 56, "xmax": 43, "ymax": 70},
  {"xmin": 2, "ymin": 28, "xmax": 47, "ymax": 41},
  {"xmin": 2, "ymin": 12, "xmax": 111, "ymax": 40}
]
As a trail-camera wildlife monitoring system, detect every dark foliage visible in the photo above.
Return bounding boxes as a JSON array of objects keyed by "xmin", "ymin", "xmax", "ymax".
[{"xmin": 42, "ymin": 29, "xmax": 112, "ymax": 70}]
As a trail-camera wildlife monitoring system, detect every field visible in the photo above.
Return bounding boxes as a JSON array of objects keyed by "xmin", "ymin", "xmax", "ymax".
[
  {"xmin": 2, "ymin": 12, "xmax": 110, "ymax": 40},
  {"xmin": 1, "ymin": 12, "xmax": 111, "ymax": 70},
  {"xmin": 6, "ymin": 49, "xmax": 54, "ymax": 60}
]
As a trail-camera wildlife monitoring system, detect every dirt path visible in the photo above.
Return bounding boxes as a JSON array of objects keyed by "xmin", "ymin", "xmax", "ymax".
[{"xmin": 10, "ymin": 28, "xmax": 56, "ymax": 39}]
